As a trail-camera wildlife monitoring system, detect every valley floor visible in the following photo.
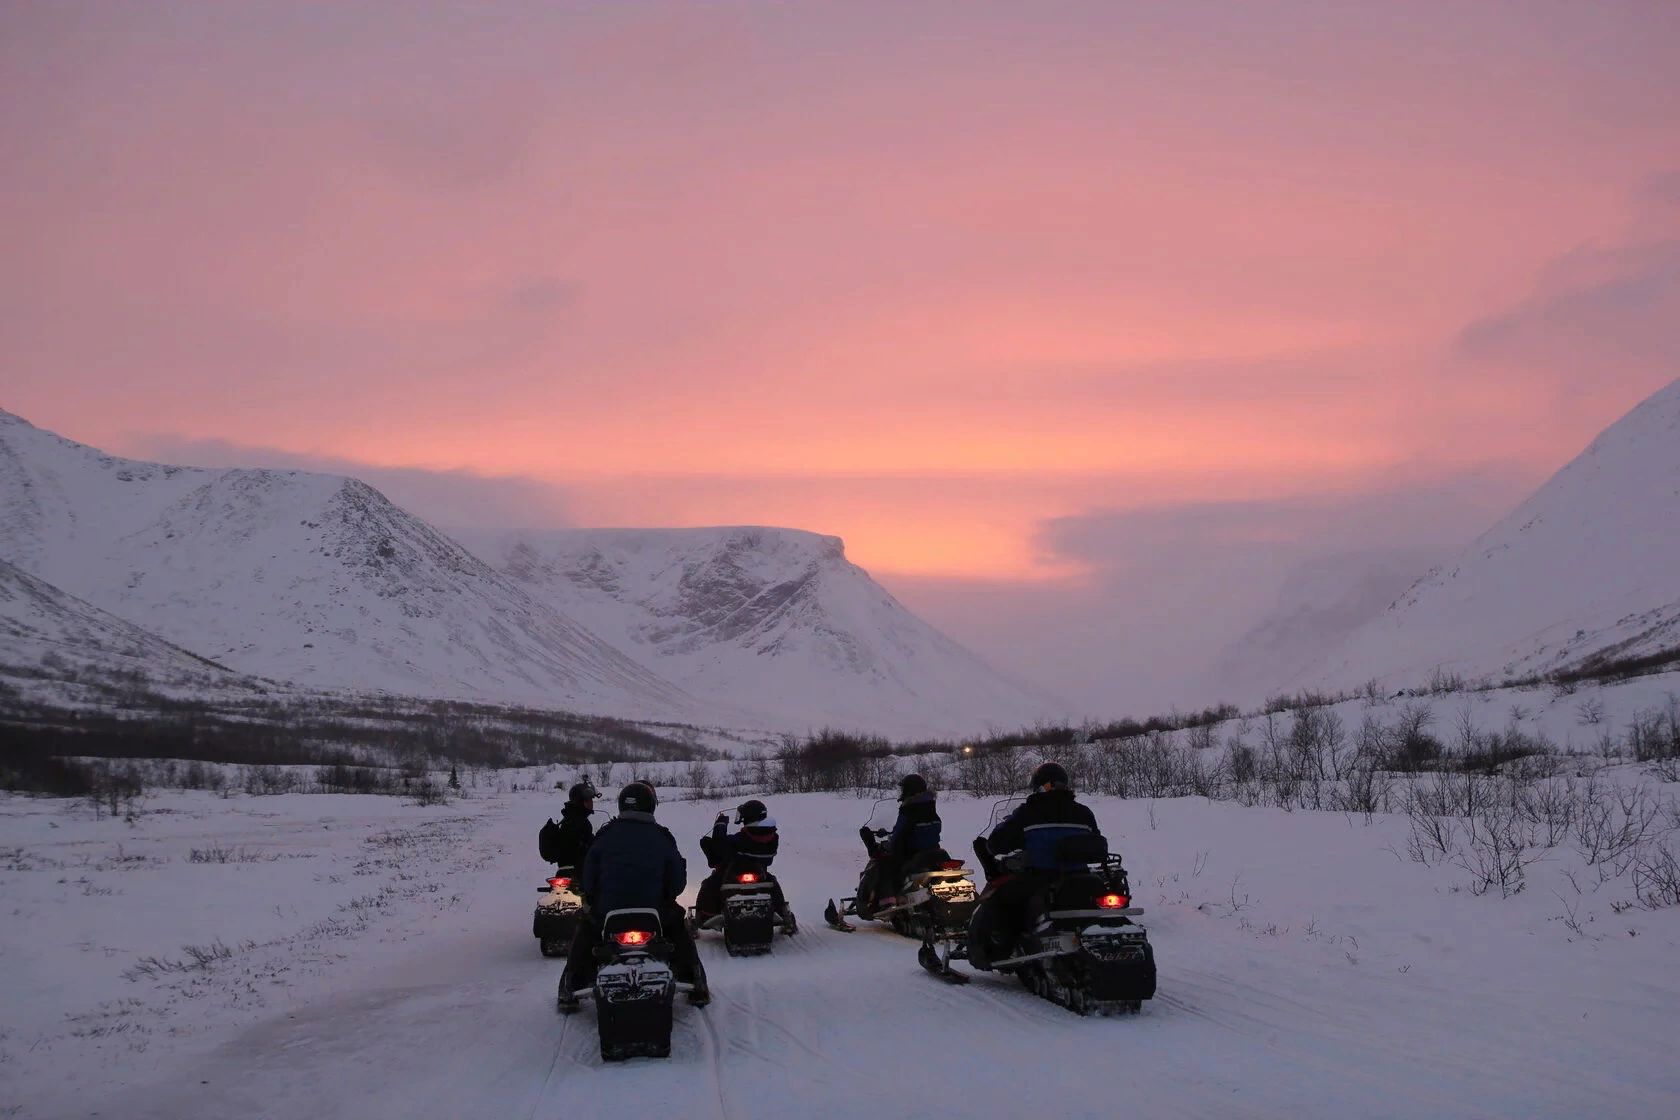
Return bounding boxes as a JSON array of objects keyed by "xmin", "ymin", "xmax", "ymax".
[{"xmin": 2, "ymin": 787, "xmax": 1677, "ymax": 1119}]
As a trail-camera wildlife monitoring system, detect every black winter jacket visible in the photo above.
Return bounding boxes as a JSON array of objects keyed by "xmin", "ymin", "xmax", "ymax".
[
  {"xmin": 551, "ymin": 801, "xmax": 595, "ymax": 869},
  {"xmin": 581, "ymin": 812, "xmax": 687, "ymax": 915},
  {"xmin": 702, "ymin": 816, "xmax": 779, "ymax": 870},
  {"xmin": 986, "ymin": 789, "xmax": 1102, "ymax": 871},
  {"xmin": 889, "ymin": 793, "xmax": 942, "ymax": 860}
]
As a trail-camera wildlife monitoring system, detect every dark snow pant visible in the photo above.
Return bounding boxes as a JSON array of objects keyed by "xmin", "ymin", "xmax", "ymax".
[
  {"xmin": 862, "ymin": 846, "xmax": 945, "ymax": 914},
  {"xmin": 562, "ymin": 903, "xmax": 706, "ymax": 993},
  {"xmin": 967, "ymin": 873, "xmax": 1046, "ymax": 969}
]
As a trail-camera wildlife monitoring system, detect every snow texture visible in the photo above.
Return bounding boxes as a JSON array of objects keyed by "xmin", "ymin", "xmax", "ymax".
[
  {"xmin": 1307, "ymin": 378, "xmax": 1680, "ymax": 691},
  {"xmin": 0, "ymin": 556, "xmax": 251, "ymax": 693},
  {"xmin": 2, "ymin": 778, "xmax": 1675, "ymax": 1119},
  {"xmin": 0, "ymin": 410, "xmax": 714, "ymax": 721},
  {"xmin": 464, "ymin": 526, "xmax": 1061, "ymax": 738},
  {"xmin": 1, "ymin": 411, "xmax": 1054, "ymax": 736}
]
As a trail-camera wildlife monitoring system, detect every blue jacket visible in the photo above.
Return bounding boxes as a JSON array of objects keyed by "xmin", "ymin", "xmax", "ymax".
[
  {"xmin": 581, "ymin": 812, "xmax": 687, "ymax": 916},
  {"xmin": 889, "ymin": 792, "xmax": 942, "ymax": 859}
]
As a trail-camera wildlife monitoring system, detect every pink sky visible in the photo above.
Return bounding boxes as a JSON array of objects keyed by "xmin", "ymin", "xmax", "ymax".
[{"xmin": 4, "ymin": 2, "xmax": 1678, "ymax": 711}]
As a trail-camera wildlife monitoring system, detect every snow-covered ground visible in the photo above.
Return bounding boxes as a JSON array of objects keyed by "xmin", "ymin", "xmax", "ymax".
[{"xmin": 3, "ymin": 783, "xmax": 1677, "ymax": 1119}]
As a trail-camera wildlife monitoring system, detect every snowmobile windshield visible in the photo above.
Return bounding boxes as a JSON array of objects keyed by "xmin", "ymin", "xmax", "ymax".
[
  {"xmin": 985, "ymin": 795, "xmax": 1025, "ymax": 830},
  {"xmin": 861, "ymin": 795, "xmax": 898, "ymax": 833}
]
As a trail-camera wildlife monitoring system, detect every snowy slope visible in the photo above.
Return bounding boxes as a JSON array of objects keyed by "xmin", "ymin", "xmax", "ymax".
[
  {"xmin": 1310, "ymin": 378, "xmax": 1680, "ymax": 691},
  {"xmin": 0, "ymin": 557, "xmax": 252, "ymax": 694},
  {"xmin": 1208, "ymin": 548, "xmax": 1439, "ymax": 704},
  {"xmin": 0, "ymin": 411, "xmax": 699, "ymax": 720},
  {"xmin": 462, "ymin": 526, "xmax": 1061, "ymax": 738}
]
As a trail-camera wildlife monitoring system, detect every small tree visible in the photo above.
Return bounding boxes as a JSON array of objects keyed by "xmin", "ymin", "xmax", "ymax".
[{"xmin": 448, "ymin": 765, "xmax": 460, "ymax": 790}]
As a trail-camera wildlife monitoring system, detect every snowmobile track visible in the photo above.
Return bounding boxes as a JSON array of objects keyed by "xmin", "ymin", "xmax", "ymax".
[
  {"xmin": 695, "ymin": 1000, "xmax": 732, "ymax": 1120},
  {"xmin": 528, "ymin": 1015, "xmax": 572, "ymax": 1120}
]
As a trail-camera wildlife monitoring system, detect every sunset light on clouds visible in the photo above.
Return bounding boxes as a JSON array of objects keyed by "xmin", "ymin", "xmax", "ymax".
[{"xmin": 5, "ymin": 1, "xmax": 1678, "ymax": 711}]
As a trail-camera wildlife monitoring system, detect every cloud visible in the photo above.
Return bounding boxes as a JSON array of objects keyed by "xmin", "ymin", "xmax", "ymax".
[
  {"xmin": 1455, "ymin": 173, "xmax": 1680, "ymax": 412},
  {"xmin": 1457, "ymin": 239, "xmax": 1680, "ymax": 386},
  {"xmin": 120, "ymin": 435, "xmax": 575, "ymax": 531}
]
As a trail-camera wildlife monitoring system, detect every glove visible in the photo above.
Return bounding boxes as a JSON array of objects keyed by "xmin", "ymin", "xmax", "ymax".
[{"xmin": 716, "ymin": 812, "xmax": 730, "ymax": 825}]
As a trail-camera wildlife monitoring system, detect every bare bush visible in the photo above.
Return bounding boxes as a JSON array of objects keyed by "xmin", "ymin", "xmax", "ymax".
[
  {"xmin": 1631, "ymin": 842, "xmax": 1680, "ymax": 909},
  {"xmin": 1453, "ymin": 806, "xmax": 1538, "ymax": 898}
]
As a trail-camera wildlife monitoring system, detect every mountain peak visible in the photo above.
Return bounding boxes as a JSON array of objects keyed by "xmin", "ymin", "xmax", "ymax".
[{"xmin": 1305, "ymin": 378, "xmax": 1680, "ymax": 690}]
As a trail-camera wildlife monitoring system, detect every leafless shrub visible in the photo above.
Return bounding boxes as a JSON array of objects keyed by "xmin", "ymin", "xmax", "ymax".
[
  {"xmin": 1631, "ymin": 842, "xmax": 1680, "ymax": 909},
  {"xmin": 188, "ymin": 846, "xmax": 268, "ymax": 864},
  {"xmin": 1627, "ymin": 697, "xmax": 1680, "ymax": 761},
  {"xmin": 409, "ymin": 779, "xmax": 447, "ymax": 806},
  {"xmin": 1576, "ymin": 698, "xmax": 1606, "ymax": 726},
  {"xmin": 1427, "ymin": 666, "xmax": 1468, "ymax": 695},
  {"xmin": 1514, "ymin": 777, "xmax": 1580, "ymax": 847},
  {"xmin": 1573, "ymin": 780, "xmax": 1661, "ymax": 869},
  {"xmin": 1404, "ymin": 801, "xmax": 1457, "ymax": 865},
  {"xmin": 1453, "ymin": 805, "xmax": 1538, "ymax": 898},
  {"xmin": 121, "ymin": 939, "xmax": 250, "ymax": 981}
]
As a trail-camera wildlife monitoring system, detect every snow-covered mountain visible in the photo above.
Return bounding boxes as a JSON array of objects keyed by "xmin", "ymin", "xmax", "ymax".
[
  {"xmin": 1308, "ymin": 378, "xmax": 1680, "ymax": 691},
  {"xmin": 461, "ymin": 526, "xmax": 1061, "ymax": 738},
  {"xmin": 0, "ymin": 556, "xmax": 258, "ymax": 698},
  {"xmin": 0, "ymin": 411, "xmax": 699, "ymax": 720},
  {"xmin": 1207, "ymin": 548, "xmax": 1440, "ymax": 704}
]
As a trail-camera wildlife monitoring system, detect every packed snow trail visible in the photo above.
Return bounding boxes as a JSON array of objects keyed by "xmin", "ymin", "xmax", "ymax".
[{"xmin": 6, "ymin": 791, "xmax": 1673, "ymax": 1119}]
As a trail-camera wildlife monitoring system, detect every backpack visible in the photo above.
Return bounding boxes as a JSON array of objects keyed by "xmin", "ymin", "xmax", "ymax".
[{"xmin": 538, "ymin": 818, "xmax": 562, "ymax": 864}]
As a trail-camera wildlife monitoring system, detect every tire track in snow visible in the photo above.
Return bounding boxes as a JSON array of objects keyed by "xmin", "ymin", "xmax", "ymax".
[
  {"xmin": 528, "ymin": 1013, "xmax": 571, "ymax": 1120},
  {"xmin": 695, "ymin": 1003, "xmax": 732, "ymax": 1120}
]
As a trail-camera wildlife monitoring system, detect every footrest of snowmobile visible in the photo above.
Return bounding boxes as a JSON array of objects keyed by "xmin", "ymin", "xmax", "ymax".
[
  {"xmin": 918, "ymin": 941, "xmax": 970, "ymax": 983},
  {"xmin": 823, "ymin": 899, "xmax": 857, "ymax": 931}
]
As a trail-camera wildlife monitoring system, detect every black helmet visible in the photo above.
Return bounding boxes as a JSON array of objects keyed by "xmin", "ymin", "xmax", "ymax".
[
  {"xmin": 736, "ymin": 799, "xmax": 768, "ymax": 825},
  {"xmin": 1030, "ymin": 762, "xmax": 1070, "ymax": 792},
  {"xmin": 568, "ymin": 780, "xmax": 599, "ymax": 804},
  {"xmin": 898, "ymin": 773, "xmax": 929, "ymax": 801},
  {"xmin": 617, "ymin": 781, "xmax": 657, "ymax": 814}
]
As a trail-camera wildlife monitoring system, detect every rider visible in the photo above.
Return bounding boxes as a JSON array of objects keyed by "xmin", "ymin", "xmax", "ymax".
[
  {"xmin": 695, "ymin": 799, "xmax": 793, "ymax": 928},
  {"xmin": 539, "ymin": 781, "xmax": 598, "ymax": 871},
  {"xmin": 558, "ymin": 781, "xmax": 710, "ymax": 1009},
  {"xmin": 860, "ymin": 773, "xmax": 943, "ymax": 910},
  {"xmin": 966, "ymin": 762, "xmax": 1102, "ymax": 970}
]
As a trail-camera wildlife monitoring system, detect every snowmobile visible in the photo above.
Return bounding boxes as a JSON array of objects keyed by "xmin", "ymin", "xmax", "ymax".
[
  {"xmin": 557, "ymin": 908, "xmax": 689, "ymax": 1061},
  {"xmin": 966, "ymin": 832, "xmax": 1156, "ymax": 1015},
  {"xmin": 689, "ymin": 866, "xmax": 797, "ymax": 956},
  {"xmin": 824, "ymin": 818, "xmax": 979, "ymax": 983},
  {"xmin": 533, "ymin": 866, "xmax": 585, "ymax": 957}
]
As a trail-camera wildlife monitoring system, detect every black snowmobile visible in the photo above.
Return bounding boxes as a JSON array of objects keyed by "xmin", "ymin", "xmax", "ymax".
[
  {"xmin": 533, "ymin": 867, "xmax": 585, "ymax": 957},
  {"xmin": 965, "ymin": 824, "xmax": 1156, "ymax": 1015},
  {"xmin": 557, "ymin": 908, "xmax": 691, "ymax": 1061},
  {"xmin": 689, "ymin": 865, "xmax": 797, "ymax": 956},
  {"xmin": 824, "ymin": 803, "xmax": 979, "ymax": 983}
]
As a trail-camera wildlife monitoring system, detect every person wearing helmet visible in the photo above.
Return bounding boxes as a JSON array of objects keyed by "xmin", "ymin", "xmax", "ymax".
[
  {"xmin": 694, "ymin": 799, "xmax": 791, "ymax": 929},
  {"xmin": 966, "ymin": 762, "xmax": 1103, "ymax": 970},
  {"xmin": 538, "ymin": 779, "xmax": 599, "ymax": 871},
  {"xmin": 558, "ymin": 782, "xmax": 709, "ymax": 1008},
  {"xmin": 860, "ymin": 773, "xmax": 944, "ymax": 911}
]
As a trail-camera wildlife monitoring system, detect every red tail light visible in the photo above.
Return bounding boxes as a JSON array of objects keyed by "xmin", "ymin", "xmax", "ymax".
[
  {"xmin": 614, "ymin": 929, "xmax": 651, "ymax": 947},
  {"xmin": 940, "ymin": 860, "xmax": 964, "ymax": 871},
  {"xmin": 1098, "ymin": 893, "xmax": 1129, "ymax": 909},
  {"xmin": 548, "ymin": 877, "xmax": 571, "ymax": 889},
  {"xmin": 737, "ymin": 872, "xmax": 759, "ymax": 884}
]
